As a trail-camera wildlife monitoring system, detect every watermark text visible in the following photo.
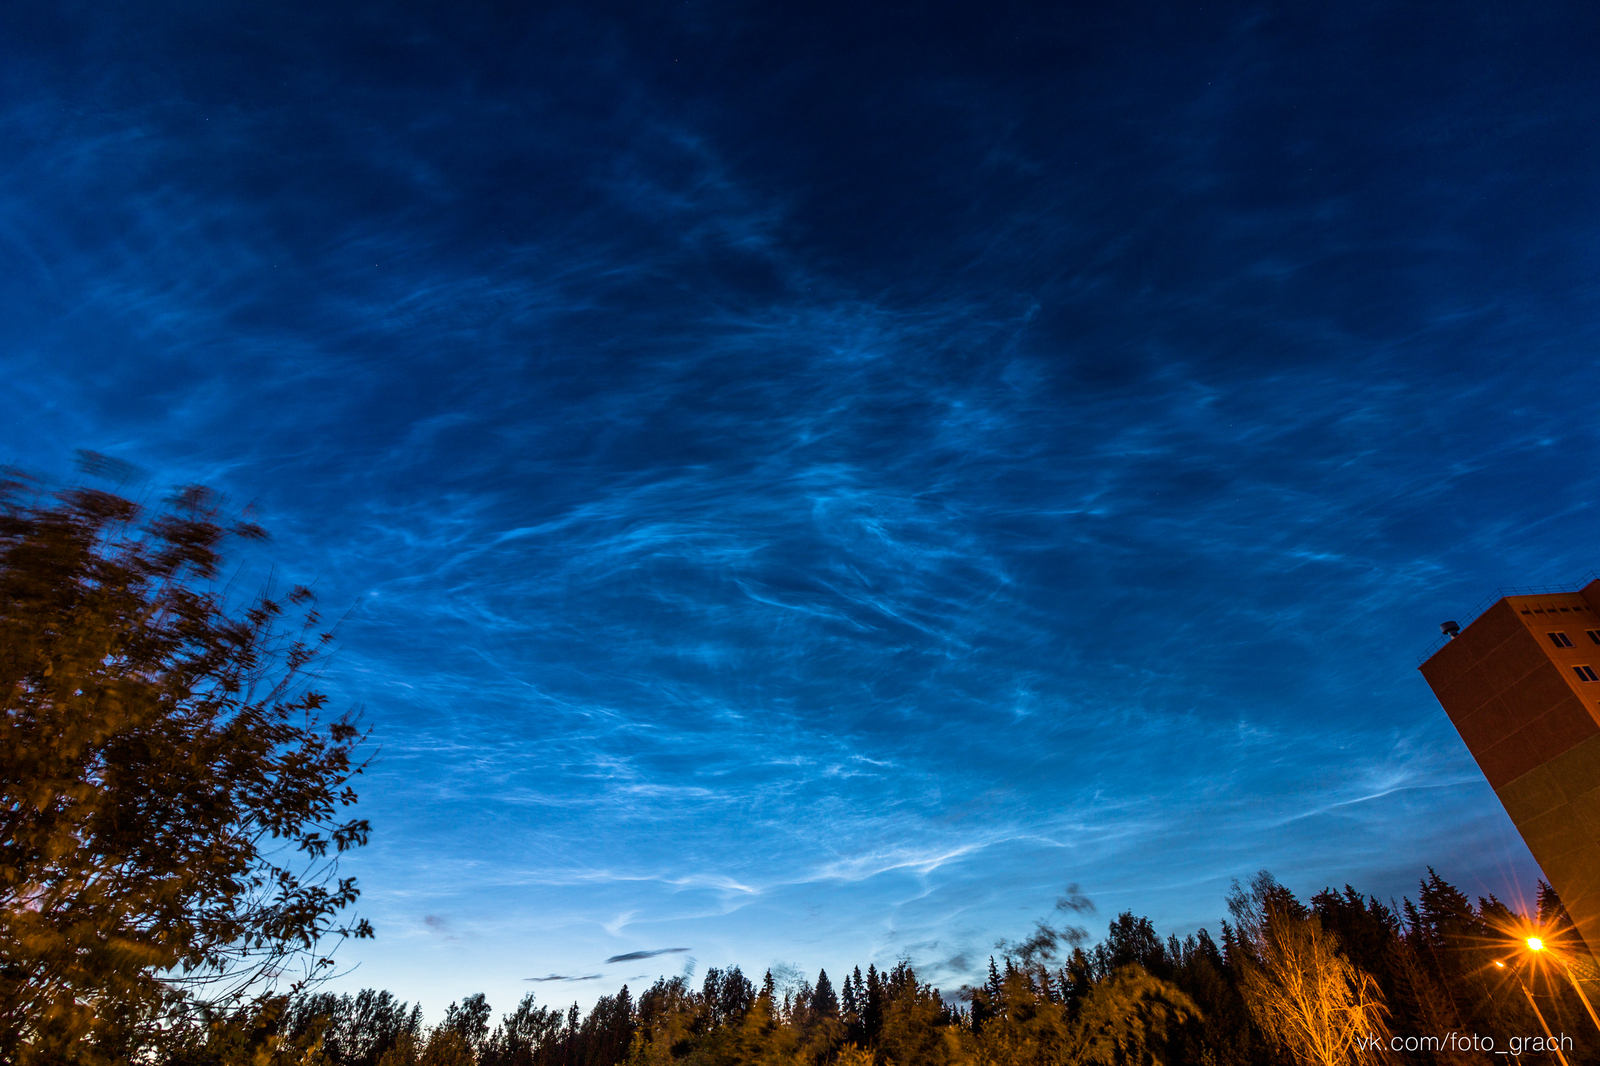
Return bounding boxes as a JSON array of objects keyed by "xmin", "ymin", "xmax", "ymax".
[{"xmin": 1356, "ymin": 1031, "xmax": 1575, "ymax": 1056}]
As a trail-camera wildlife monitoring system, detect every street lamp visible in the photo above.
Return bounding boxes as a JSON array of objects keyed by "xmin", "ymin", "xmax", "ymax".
[
  {"xmin": 1497, "ymin": 947, "xmax": 1572, "ymax": 1066},
  {"xmin": 1522, "ymin": 933, "xmax": 1600, "ymax": 1037},
  {"xmin": 1518, "ymin": 973, "xmax": 1572, "ymax": 1066}
]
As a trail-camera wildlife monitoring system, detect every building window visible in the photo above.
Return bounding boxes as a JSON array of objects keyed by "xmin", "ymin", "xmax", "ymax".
[
  {"xmin": 1588, "ymin": 630, "xmax": 1600, "ymax": 645},
  {"xmin": 1575, "ymin": 666, "xmax": 1600, "ymax": 682},
  {"xmin": 1550, "ymin": 632, "xmax": 1575, "ymax": 648}
]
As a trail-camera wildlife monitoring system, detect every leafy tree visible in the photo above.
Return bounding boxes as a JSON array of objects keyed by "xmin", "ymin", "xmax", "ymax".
[
  {"xmin": 480, "ymin": 992, "xmax": 566, "ymax": 1066},
  {"xmin": 159, "ymin": 992, "xmax": 342, "ymax": 1066},
  {"xmin": 1097, "ymin": 914, "xmax": 1166, "ymax": 980},
  {"xmin": 627, "ymin": 976, "xmax": 697, "ymax": 1066},
  {"xmin": 344, "ymin": 990, "xmax": 425, "ymax": 1066},
  {"xmin": 700, "ymin": 966, "xmax": 753, "ymax": 1029},
  {"xmin": 876, "ymin": 963, "xmax": 957, "ymax": 1066},
  {"xmin": 578, "ymin": 987, "xmax": 636, "ymax": 1066},
  {"xmin": 729, "ymin": 985, "xmax": 803, "ymax": 1066},
  {"xmin": 1158, "ymin": 929, "xmax": 1257, "ymax": 1066},
  {"xmin": 420, "ymin": 1027, "xmax": 477, "ymax": 1066},
  {"xmin": 379, "ymin": 1029, "xmax": 423, "ymax": 1066},
  {"xmin": 971, "ymin": 887, "xmax": 1195, "ymax": 1066},
  {"xmin": 835, "ymin": 1044, "xmax": 874, "ymax": 1066},
  {"xmin": 444, "ymin": 994, "xmax": 493, "ymax": 1058},
  {"xmin": 282, "ymin": 986, "xmax": 420, "ymax": 1065},
  {"xmin": 1069, "ymin": 964, "xmax": 1197, "ymax": 1066},
  {"xmin": 0, "ymin": 468, "xmax": 372, "ymax": 1063}
]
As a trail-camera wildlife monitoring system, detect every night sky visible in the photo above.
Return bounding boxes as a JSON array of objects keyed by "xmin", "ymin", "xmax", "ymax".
[{"xmin": 4, "ymin": 0, "xmax": 1599, "ymax": 1018}]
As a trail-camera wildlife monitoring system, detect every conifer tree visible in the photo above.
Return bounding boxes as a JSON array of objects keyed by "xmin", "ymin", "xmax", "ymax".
[
  {"xmin": 812, "ymin": 970, "xmax": 838, "ymax": 1017},
  {"xmin": 864, "ymin": 964, "xmax": 884, "ymax": 1044},
  {"xmin": 843, "ymin": 967, "xmax": 864, "ymax": 1044}
]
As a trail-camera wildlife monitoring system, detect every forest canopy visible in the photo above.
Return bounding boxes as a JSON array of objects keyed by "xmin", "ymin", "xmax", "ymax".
[{"xmin": 217, "ymin": 871, "xmax": 1600, "ymax": 1066}]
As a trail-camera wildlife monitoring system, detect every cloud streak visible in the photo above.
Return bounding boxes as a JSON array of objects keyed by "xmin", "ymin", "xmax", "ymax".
[{"xmin": 605, "ymin": 948, "xmax": 691, "ymax": 964}]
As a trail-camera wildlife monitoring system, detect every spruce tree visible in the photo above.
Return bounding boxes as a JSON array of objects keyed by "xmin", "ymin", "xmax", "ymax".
[
  {"xmin": 864, "ymin": 964, "xmax": 884, "ymax": 1043},
  {"xmin": 812, "ymin": 969, "xmax": 838, "ymax": 1017},
  {"xmin": 844, "ymin": 967, "xmax": 865, "ymax": 1043}
]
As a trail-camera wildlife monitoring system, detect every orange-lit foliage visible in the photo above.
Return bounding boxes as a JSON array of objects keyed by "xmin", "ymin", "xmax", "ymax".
[{"xmin": 0, "ymin": 468, "xmax": 371, "ymax": 1064}]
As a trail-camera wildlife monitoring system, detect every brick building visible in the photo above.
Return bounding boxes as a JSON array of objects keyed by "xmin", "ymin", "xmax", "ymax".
[{"xmin": 1420, "ymin": 581, "xmax": 1600, "ymax": 956}]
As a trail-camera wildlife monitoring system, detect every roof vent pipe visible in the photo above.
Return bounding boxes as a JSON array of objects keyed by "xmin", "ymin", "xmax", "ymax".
[{"xmin": 1440, "ymin": 621, "xmax": 1461, "ymax": 638}]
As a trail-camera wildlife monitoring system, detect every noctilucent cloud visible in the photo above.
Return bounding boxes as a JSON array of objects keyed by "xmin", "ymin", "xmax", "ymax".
[{"xmin": 3, "ymin": 0, "xmax": 1598, "ymax": 1018}]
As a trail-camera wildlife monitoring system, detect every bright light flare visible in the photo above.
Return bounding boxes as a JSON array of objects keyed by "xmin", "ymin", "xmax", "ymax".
[{"xmin": 1527, "ymin": 937, "xmax": 1546, "ymax": 952}]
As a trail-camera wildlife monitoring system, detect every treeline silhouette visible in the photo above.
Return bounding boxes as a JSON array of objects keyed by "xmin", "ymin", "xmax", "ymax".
[{"xmin": 190, "ymin": 870, "xmax": 1600, "ymax": 1066}]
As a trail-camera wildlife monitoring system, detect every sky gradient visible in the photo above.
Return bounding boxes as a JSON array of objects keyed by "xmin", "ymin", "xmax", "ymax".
[{"xmin": 4, "ymin": 0, "xmax": 1600, "ymax": 1019}]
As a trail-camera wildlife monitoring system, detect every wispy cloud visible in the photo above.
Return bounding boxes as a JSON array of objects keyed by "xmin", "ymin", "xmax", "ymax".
[{"xmin": 604, "ymin": 948, "xmax": 691, "ymax": 964}]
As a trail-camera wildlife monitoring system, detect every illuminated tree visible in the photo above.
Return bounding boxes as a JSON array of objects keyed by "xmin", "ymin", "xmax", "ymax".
[
  {"xmin": 1072, "ymin": 964, "xmax": 1198, "ymax": 1066},
  {"xmin": 0, "ymin": 466, "xmax": 371, "ymax": 1063},
  {"xmin": 876, "ymin": 963, "xmax": 956, "ymax": 1066},
  {"xmin": 1230, "ymin": 873, "xmax": 1391, "ymax": 1066},
  {"xmin": 419, "ymin": 1028, "xmax": 476, "ymax": 1066},
  {"xmin": 971, "ymin": 888, "xmax": 1197, "ymax": 1066},
  {"xmin": 969, "ymin": 963, "xmax": 1195, "ymax": 1066}
]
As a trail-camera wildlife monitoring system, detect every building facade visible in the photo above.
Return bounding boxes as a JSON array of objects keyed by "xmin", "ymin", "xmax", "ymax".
[{"xmin": 1420, "ymin": 582, "xmax": 1600, "ymax": 956}]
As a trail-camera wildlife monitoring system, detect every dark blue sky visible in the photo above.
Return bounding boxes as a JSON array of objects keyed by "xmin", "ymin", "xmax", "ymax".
[{"xmin": 4, "ymin": 0, "xmax": 1599, "ymax": 1015}]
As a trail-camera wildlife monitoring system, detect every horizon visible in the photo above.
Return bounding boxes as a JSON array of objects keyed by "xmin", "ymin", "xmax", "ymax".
[{"xmin": 4, "ymin": 0, "xmax": 1596, "ymax": 1019}]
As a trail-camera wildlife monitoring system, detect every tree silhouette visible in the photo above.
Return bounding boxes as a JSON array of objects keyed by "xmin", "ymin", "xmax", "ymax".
[
  {"xmin": 444, "ymin": 994, "xmax": 493, "ymax": 1057},
  {"xmin": 0, "ymin": 466, "xmax": 371, "ymax": 1063},
  {"xmin": 812, "ymin": 970, "xmax": 838, "ymax": 1018}
]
